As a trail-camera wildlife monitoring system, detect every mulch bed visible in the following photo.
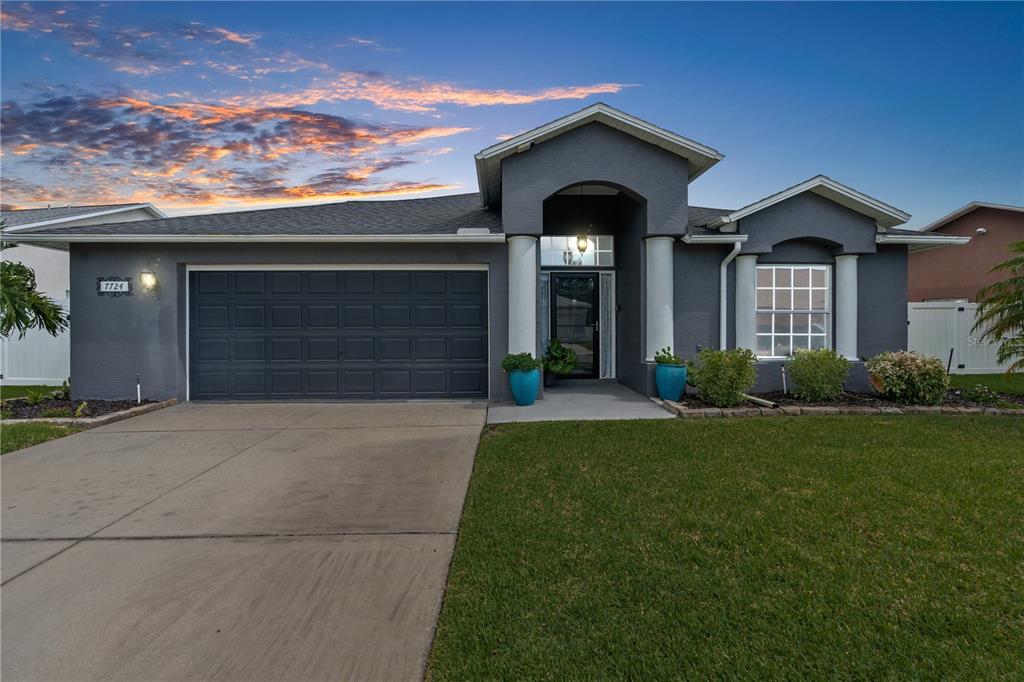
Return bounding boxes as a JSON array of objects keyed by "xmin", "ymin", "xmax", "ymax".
[
  {"xmin": 673, "ymin": 389, "xmax": 1023, "ymax": 411},
  {"xmin": 2, "ymin": 398, "xmax": 155, "ymax": 420}
]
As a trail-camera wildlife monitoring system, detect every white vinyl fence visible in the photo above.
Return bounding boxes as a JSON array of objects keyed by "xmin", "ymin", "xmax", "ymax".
[
  {"xmin": 0, "ymin": 298, "xmax": 71, "ymax": 385},
  {"xmin": 907, "ymin": 302, "xmax": 1011, "ymax": 374}
]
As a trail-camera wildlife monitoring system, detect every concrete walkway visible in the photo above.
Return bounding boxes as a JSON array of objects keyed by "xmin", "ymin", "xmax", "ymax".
[
  {"xmin": 1, "ymin": 401, "xmax": 486, "ymax": 681},
  {"xmin": 486, "ymin": 380, "xmax": 674, "ymax": 424}
]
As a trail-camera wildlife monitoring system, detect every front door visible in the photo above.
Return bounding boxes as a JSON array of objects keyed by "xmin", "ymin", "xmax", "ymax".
[{"xmin": 551, "ymin": 273, "xmax": 599, "ymax": 379}]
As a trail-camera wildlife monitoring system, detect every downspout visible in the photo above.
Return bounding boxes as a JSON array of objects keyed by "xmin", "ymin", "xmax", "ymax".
[{"xmin": 719, "ymin": 241, "xmax": 742, "ymax": 349}]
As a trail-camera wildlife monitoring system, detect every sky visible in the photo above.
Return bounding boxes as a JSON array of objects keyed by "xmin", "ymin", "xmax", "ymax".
[{"xmin": 1, "ymin": 1, "xmax": 1021, "ymax": 228}]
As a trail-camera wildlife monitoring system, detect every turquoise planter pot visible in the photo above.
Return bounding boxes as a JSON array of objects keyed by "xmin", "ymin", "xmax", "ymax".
[
  {"xmin": 655, "ymin": 364, "xmax": 688, "ymax": 401},
  {"xmin": 508, "ymin": 368, "xmax": 540, "ymax": 406}
]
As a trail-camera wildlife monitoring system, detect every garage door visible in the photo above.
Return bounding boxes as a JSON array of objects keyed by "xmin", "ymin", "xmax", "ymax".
[{"xmin": 188, "ymin": 270, "xmax": 488, "ymax": 400}]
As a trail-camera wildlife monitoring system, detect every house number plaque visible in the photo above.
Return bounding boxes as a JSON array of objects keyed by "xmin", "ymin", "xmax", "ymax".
[{"xmin": 96, "ymin": 277, "xmax": 133, "ymax": 296}]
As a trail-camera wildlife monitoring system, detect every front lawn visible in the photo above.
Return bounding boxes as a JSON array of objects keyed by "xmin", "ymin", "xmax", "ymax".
[
  {"xmin": 1, "ymin": 422, "xmax": 81, "ymax": 455},
  {"xmin": 948, "ymin": 373, "xmax": 1024, "ymax": 396},
  {"xmin": 0, "ymin": 385, "xmax": 59, "ymax": 400},
  {"xmin": 429, "ymin": 416, "xmax": 1023, "ymax": 680}
]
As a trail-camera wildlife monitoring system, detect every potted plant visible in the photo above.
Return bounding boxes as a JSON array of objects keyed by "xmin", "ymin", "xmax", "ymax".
[
  {"xmin": 502, "ymin": 352, "xmax": 542, "ymax": 406},
  {"xmin": 654, "ymin": 346, "xmax": 687, "ymax": 401},
  {"xmin": 543, "ymin": 339, "xmax": 578, "ymax": 387}
]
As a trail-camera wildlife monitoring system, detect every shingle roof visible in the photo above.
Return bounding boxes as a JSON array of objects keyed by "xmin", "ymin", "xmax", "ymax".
[
  {"xmin": 11, "ymin": 193, "xmax": 503, "ymax": 237},
  {"xmin": 687, "ymin": 206, "xmax": 734, "ymax": 228},
  {"xmin": 0, "ymin": 204, "xmax": 143, "ymax": 228}
]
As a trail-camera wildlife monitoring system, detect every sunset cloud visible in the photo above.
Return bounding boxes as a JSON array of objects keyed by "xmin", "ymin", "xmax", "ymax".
[
  {"xmin": 231, "ymin": 72, "xmax": 631, "ymax": 112},
  {"xmin": 0, "ymin": 91, "xmax": 467, "ymax": 209}
]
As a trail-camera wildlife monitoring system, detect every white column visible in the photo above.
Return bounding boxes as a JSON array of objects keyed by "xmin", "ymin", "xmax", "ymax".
[
  {"xmin": 507, "ymin": 236, "xmax": 538, "ymax": 356},
  {"xmin": 645, "ymin": 237, "xmax": 675, "ymax": 360},
  {"xmin": 734, "ymin": 254, "xmax": 758, "ymax": 351},
  {"xmin": 835, "ymin": 254, "xmax": 858, "ymax": 359}
]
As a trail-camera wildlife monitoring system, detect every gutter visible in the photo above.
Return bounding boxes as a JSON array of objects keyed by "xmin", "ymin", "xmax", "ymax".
[
  {"xmin": 681, "ymin": 233, "xmax": 748, "ymax": 350},
  {"xmin": 1, "ymin": 233, "xmax": 508, "ymax": 244},
  {"xmin": 718, "ymin": 241, "xmax": 743, "ymax": 349}
]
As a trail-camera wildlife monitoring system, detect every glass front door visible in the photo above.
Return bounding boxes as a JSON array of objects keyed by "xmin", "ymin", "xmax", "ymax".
[{"xmin": 551, "ymin": 273, "xmax": 599, "ymax": 378}]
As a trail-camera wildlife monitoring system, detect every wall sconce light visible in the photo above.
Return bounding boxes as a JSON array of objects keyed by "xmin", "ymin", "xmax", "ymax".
[
  {"xmin": 576, "ymin": 234, "xmax": 589, "ymax": 253},
  {"xmin": 140, "ymin": 271, "xmax": 158, "ymax": 292}
]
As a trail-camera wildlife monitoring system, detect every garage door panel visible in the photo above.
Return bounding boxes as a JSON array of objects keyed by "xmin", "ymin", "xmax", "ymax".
[
  {"xmin": 307, "ymin": 305, "xmax": 339, "ymax": 328},
  {"xmin": 234, "ymin": 338, "xmax": 266, "ymax": 362},
  {"xmin": 234, "ymin": 272, "xmax": 265, "ymax": 294},
  {"xmin": 234, "ymin": 305, "xmax": 266, "ymax": 328},
  {"xmin": 270, "ymin": 305, "xmax": 302, "ymax": 328},
  {"xmin": 308, "ymin": 338, "xmax": 340, "ymax": 361},
  {"xmin": 270, "ymin": 272, "xmax": 302, "ymax": 294},
  {"xmin": 343, "ymin": 338, "xmax": 375, "ymax": 361},
  {"xmin": 343, "ymin": 305, "xmax": 374, "ymax": 328},
  {"xmin": 378, "ymin": 305, "xmax": 411, "ymax": 327},
  {"xmin": 270, "ymin": 338, "xmax": 302, "ymax": 361},
  {"xmin": 190, "ymin": 270, "xmax": 487, "ymax": 400},
  {"xmin": 307, "ymin": 272, "xmax": 339, "ymax": 294},
  {"xmin": 343, "ymin": 272, "xmax": 374, "ymax": 295}
]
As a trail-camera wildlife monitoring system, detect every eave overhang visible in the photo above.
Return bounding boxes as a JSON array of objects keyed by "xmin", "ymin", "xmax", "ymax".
[{"xmin": 0, "ymin": 233, "xmax": 507, "ymax": 244}]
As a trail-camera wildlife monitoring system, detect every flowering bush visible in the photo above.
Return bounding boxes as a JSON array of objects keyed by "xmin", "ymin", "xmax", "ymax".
[
  {"xmin": 865, "ymin": 351, "xmax": 948, "ymax": 405},
  {"xmin": 687, "ymin": 348, "xmax": 757, "ymax": 407},
  {"xmin": 786, "ymin": 349, "xmax": 849, "ymax": 402}
]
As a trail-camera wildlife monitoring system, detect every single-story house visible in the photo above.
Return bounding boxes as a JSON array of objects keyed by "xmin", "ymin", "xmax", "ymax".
[
  {"xmin": 7, "ymin": 103, "xmax": 968, "ymax": 402},
  {"xmin": 0, "ymin": 203, "xmax": 166, "ymax": 384},
  {"xmin": 908, "ymin": 201, "xmax": 1022, "ymax": 302}
]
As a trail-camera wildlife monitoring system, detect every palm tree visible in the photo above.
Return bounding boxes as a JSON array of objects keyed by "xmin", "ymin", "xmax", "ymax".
[
  {"xmin": 0, "ymin": 226, "xmax": 70, "ymax": 338},
  {"xmin": 973, "ymin": 240, "xmax": 1024, "ymax": 374}
]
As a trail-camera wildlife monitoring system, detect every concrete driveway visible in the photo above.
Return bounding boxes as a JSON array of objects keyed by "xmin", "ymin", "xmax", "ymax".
[{"xmin": 1, "ymin": 401, "xmax": 485, "ymax": 681}]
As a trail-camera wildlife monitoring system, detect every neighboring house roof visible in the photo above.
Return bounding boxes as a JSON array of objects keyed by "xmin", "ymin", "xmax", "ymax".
[
  {"xmin": 7, "ymin": 193, "xmax": 505, "ymax": 243},
  {"xmin": 474, "ymin": 102, "xmax": 724, "ymax": 207},
  {"xmin": 918, "ymin": 201, "xmax": 1024, "ymax": 232},
  {"xmin": 708, "ymin": 175, "xmax": 912, "ymax": 230},
  {"xmin": 0, "ymin": 203, "xmax": 166, "ymax": 231}
]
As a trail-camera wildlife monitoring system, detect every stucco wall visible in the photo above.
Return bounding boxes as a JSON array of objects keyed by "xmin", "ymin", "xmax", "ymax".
[
  {"xmin": 501, "ymin": 122, "xmax": 689, "ymax": 237},
  {"xmin": 68, "ymin": 242, "xmax": 509, "ymax": 402},
  {"xmin": 908, "ymin": 207, "xmax": 1022, "ymax": 301}
]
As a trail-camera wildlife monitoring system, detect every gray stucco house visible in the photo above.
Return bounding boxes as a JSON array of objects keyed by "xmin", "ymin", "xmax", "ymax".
[{"xmin": 8, "ymin": 103, "xmax": 966, "ymax": 402}]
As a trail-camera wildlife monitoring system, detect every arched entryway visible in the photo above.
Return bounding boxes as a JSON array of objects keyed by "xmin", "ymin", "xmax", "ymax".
[{"xmin": 536, "ymin": 182, "xmax": 647, "ymax": 389}]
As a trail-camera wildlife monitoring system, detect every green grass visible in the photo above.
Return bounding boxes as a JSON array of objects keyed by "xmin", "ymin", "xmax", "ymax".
[
  {"xmin": 1, "ymin": 422, "xmax": 81, "ymax": 454},
  {"xmin": 429, "ymin": 416, "xmax": 1024, "ymax": 680},
  {"xmin": 948, "ymin": 373, "xmax": 1024, "ymax": 396},
  {"xmin": 0, "ymin": 384, "xmax": 59, "ymax": 400}
]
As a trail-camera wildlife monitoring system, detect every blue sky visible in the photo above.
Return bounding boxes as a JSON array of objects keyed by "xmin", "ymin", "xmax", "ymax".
[{"xmin": 2, "ymin": 1, "xmax": 1021, "ymax": 227}]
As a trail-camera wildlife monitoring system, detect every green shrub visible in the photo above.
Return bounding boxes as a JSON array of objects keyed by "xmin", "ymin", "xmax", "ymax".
[
  {"xmin": 502, "ymin": 352, "xmax": 542, "ymax": 373},
  {"xmin": 960, "ymin": 384, "xmax": 999, "ymax": 405},
  {"xmin": 23, "ymin": 388, "xmax": 49, "ymax": 406},
  {"xmin": 543, "ymin": 339, "xmax": 577, "ymax": 375},
  {"xmin": 786, "ymin": 348, "xmax": 849, "ymax": 402},
  {"xmin": 865, "ymin": 351, "xmax": 949, "ymax": 405},
  {"xmin": 687, "ymin": 348, "xmax": 757, "ymax": 407},
  {"xmin": 654, "ymin": 346, "xmax": 684, "ymax": 365},
  {"xmin": 51, "ymin": 380, "xmax": 71, "ymax": 401},
  {"xmin": 74, "ymin": 401, "xmax": 89, "ymax": 418}
]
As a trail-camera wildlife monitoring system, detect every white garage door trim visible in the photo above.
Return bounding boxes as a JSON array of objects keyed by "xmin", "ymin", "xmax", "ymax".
[{"xmin": 185, "ymin": 264, "xmax": 490, "ymax": 401}]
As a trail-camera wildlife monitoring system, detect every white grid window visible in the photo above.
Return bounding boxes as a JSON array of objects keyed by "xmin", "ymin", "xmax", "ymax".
[
  {"xmin": 540, "ymin": 235, "xmax": 614, "ymax": 267},
  {"xmin": 755, "ymin": 265, "xmax": 830, "ymax": 358}
]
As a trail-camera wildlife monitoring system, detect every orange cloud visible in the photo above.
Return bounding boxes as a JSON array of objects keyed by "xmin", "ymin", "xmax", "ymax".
[{"xmin": 229, "ymin": 72, "xmax": 632, "ymax": 112}]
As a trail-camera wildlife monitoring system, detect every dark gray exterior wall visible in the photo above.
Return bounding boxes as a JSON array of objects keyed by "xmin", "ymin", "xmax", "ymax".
[
  {"xmin": 69, "ymin": 242, "xmax": 509, "ymax": 402},
  {"xmin": 501, "ymin": 123, "xmax": 689, "ymax": 237},
  {"xmin": 675, "ymin": 193, "xmax": 909, "ymax": 394}
]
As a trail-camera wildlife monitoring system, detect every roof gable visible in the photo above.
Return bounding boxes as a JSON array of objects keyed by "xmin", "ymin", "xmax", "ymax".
[
  {"xmin": 474, "ymin": 103, "xmax": 723, "ymax": 207},
  {"xmin": 920, "ymin": 201, "xmax": 1024, "ymax": 232},
  {"xmin": 709, "ymin": 175, "xmax": 910, "ymax": 230}
]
